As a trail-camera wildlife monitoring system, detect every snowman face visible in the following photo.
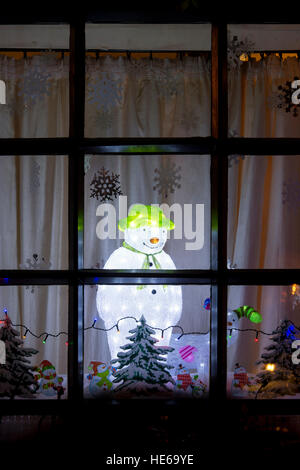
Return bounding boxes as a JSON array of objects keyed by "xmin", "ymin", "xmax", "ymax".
[
  {"xmin": 97, "ymin": 363, "xmax": 108, "ymax": 374},
  {"xmin": 125, "ymin": 226, "xmax": 168, "ymax": 254},
  {"xmin": 227, "ymin": 310, "xmax": 239, "ymax": 347}
]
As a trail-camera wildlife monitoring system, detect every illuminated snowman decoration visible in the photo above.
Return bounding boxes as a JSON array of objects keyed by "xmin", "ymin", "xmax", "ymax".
[{"xmin": 96, "ymin": 204, "xmax": 182, "ymax": 362}]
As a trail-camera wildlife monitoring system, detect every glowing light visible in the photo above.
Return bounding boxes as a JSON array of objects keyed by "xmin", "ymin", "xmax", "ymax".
[
  {"xmin": 292, "ymin": 284, "xmax": 297, "ymax": 295},
  {"xmin": 266, "ymin": 363, "xmax": 275, "ymax": 372},
  {"xmin": 23, "ymin": 328, "xmax": 29, "ymax": 339},
  {"xmin": 42, "ymin": 334, "xmax": 49, "ymax": 344},
  {"xmin": 200, "ymin": 363, "xmax": 204, "ymax": 368}
]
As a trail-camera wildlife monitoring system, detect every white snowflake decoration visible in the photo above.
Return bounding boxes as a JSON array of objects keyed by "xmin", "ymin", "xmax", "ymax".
[
  {"xmin": 282, "ymin": 177, "xmax": 300, "ymax": 210},
  {"xmin": 19, "ymin": 253, "xmax": 51, "ymax": 270},
  {"xmin": 176, "ymin": 108, "xmax": 201, "ymax": 134},
  {"xmin": 19, "ymin": 254, "xmax": 52, "ymax": 294},
  {"xmin": 90, "ymin": 167, "xmax": 122, "ymax": 202},
  {"xmin": 227, "ymin": 36, "xmax": 255, "ymax": 70},
  {"xmin": 154, "ymin": 69, "xmax": 183, "ymax": 99},
  {"xmin": 18, "ymin": 65, "xmax": 52, "ymax": 106},
  {"xmin": 86, "ymin": 73, "xmax": 123, "ymax": 112},
  {"xmin": 153, "ymin": 163, "xmax": 181, "ymax": 198},
  {"xmin": 228, "ymin": 155, "xmax": 245, "ymax": 168},
  {"xmin": 84, "ymin": 156, "xmax": 92, "ymax": 175}
]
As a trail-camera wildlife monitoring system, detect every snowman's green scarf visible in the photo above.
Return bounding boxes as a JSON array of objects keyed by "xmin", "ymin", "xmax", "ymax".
[{"xmin": 123, "ymin": 241, "xmax": 167, "ymax": 290}]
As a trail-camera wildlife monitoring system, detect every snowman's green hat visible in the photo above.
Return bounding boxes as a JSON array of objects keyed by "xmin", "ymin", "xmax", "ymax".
[{"xmin": 118, "ymin": 204, "xmax": 175, "ymax": 231}]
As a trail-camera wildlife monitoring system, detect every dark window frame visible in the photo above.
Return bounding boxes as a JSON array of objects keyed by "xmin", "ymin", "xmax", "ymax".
[{"xmin": 0, "ymin": 16, "xmax": 299, "ymax": 416}]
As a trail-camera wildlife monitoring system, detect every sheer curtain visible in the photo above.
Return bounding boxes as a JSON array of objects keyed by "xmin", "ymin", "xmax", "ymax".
[
  {"xmin": 85, "ymin": 54, "xmax": 211, "ymax": 137},
  {"xmin": 227, "ymin": 56, "xmax": 300, "ymax": 377}
]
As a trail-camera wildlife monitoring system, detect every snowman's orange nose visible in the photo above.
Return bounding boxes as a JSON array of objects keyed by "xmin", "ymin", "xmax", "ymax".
[{"xmin": 150, "ymin": 237, "xmax": 159, "ymax": 244}]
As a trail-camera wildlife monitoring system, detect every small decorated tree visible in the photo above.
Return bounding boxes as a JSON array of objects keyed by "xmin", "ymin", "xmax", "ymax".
[
  {"xmin": 0, "ymin": 313, "xmax": 39, "ymax": 398},
  {"xmin": 255, "ymin": 319, "xmax": 300, "ymax": 398},
  {"xmin": 112, "ymin": 316, "xmax": 175, "ymax": 395}
]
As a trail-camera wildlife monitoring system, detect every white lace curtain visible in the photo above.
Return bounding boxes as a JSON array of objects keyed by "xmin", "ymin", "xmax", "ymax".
[{"xmin": 0, "ymin": 53, "xmax": 299, "ymax": 381}]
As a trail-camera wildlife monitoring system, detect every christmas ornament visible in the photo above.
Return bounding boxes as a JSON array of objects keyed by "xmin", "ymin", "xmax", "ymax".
[
  {"xmin": 111, "ymin": 316, "xmax": 175, "ymax": 395},
  {"xmin": 90, "ymin": 167, "xmax": 122, "ymax": 202},
  {"xmin": 0, "ymin": 311, "xmax": 38, "ymax": 398},
  {"xmin": 179, "ymin": 345, "xmax": 197, "ymax": 363},
  {"xmin": 97, "ymin": 205, "xmax": 182, "ymax": 362}
]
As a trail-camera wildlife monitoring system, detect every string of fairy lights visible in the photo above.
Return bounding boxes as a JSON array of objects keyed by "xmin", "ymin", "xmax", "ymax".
[
  {"xmin": 0, "ymin": 309, "xmax": 210, "ymax": 345},
  {"xmin": 1, "ymin": 307, "xmax": 300, "ymax": 346}
]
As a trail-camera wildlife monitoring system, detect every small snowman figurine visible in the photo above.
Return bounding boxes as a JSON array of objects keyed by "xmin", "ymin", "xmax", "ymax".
[
  {"xmin": 97, "ymin": 204, "xmax": 182, "ymax": 363},
  {"xmin": 87, "ymin": 361, "xmax": 113, "ymax": 396},
  {"xmin": 34, "ymin": 360, "xmax": 64, "ymax": 397}
]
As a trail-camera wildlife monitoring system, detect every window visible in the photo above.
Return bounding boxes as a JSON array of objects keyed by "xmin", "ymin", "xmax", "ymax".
[{"xmin": 0, "ymin": 12, "xmax": 299, "ymax": 412}]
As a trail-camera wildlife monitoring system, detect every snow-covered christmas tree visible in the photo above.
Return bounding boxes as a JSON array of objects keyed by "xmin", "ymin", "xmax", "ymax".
[
  {"xmin": 111, "ymin": 316, "xmax": 175, "ymax": 396},
  {"xmin": 255, "ymin": 319, "xmax": 300, "ymax": 398},
  {"xmin": 0, "ymin": 312, "xmax": 39, "ymax": 398}
]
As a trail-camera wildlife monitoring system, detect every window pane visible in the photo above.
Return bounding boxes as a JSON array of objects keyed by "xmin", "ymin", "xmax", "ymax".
[
  {"xmin": 0, "ymin": 155, "xmax": 68, "ymax": 269},
  {"xmin": 85, "ymin": 24, "xmax": 211, "ymax": 137},
  {"xmin": 84, "ymin": 284, "xmax": 210, "ymax": 399},
  {"xmin": 0, "ymin": 285, "xmax": 68, "ymax": 399},
  {"xmin": 228, "ymin": 155, "xmax": 300, "ymax": 269},
  {"xmin": 227, "ymin": 285, "xmax": 300, "ymax": 400},
  {"xmin": 84, "ymin": 154, "xmax": 210, "ymax": 269},
  {"xmin": 0, "ymin": 25, "xmax": 69, "ymax": 138},
  {"xmin": 228, "ymin": 24, "xmax": 300, "ymax": 138}
]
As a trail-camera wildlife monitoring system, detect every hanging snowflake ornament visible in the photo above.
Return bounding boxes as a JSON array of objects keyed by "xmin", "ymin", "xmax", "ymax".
[
  {"xmin": 90, "ymin": 167, "xmax": 122, "ymax": 202},
  {"xmin": 269, "ymin": 77, "xmax": 300, "ymax": 117},
  {"xmin": 154, "ymin": 69, "xmax": 183, "ymax": 99},
  {"xmin": 227, "ymin": 35, "xmax": 255, "ymax": 70},
  {"xmin": 84, "ymin": 156, "xmax": 92, "ymax": 175},
  {"xmin": 17, "ymin": 64, "xmax": 52, "ymax": 107},
  {"xmin": 282, "ymin": 177, "xmax": 300, "ymax": 210},
  {"xmin": 19, "ymin": 254, "xmax": 51, "ymax": 294},
  {"xmin": 19, "ymin": 253, "xmax": 51, "ymax": 270},
  {"xmin": 86, "ymin": 73, "xmax": 123, "ymax": 112},
  {"xmin": 153, "ymin": 162, "xmax": 181, "ymax": 199},
  {"xmin": 228, "ymin": 155, "xmax": 245, "ymax": 168}
]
